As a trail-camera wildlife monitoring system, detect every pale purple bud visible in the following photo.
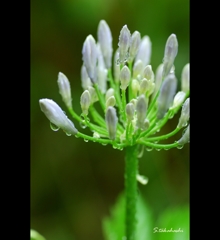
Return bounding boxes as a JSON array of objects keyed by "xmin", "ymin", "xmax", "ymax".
[
  {"xmin": 139, "ymin": 78, "xmax": 149, "ymax": 95},
  {"xmin": 181, "ymin": 63, "xmax": 190, "ymax": 93},
  {"xmin": 113, "ymin": 49, "xmax": 120, "ymax": 83},
  {"xmin": 170, "ymin": 91, "xmax": 186, "ymax": 109},
  {"xmin": 178, "ymin": 124, "xmax": 190, "ymax": 145},
  {"xmin": 80, "ymin": 90, "xmax": 91, "ymax": 115},
  {"xmin": 129, "ymin": 31, "xmax": 141, "ymax": 62},
  {"xmin": 143, "ymin": 65, "xmax": 154, "ymax": 82},
  {"xmin": 178, "ymin": 98, "xmax": 190, "ymax": 128},
  {"xmin": 118, "ymin": 25, "xmax": 131, "ymax": 63},
  {"xmin": 97, "ymin": 20, "xmax": 113, "ymax": 69},
  {"xmin": 106, "ymin": 96, "xmax": 116, "ymax": 108},
  {"xmin": 105, "ymin": 88, "xmax": 115, "ymax": 101},
  {"xmin": 105, "ymin": 106, "xmax": 118, "ymax": 140},
  {"xmin": 120, "ymin": 65, "xmax": 131, "ymax": 90},
  {"xmin": 39, "ymin": 99, "xmax": 78, "ymax": 135},
  {"xmin": 162, "ymin": 34, "xmax": 178, "ymax": 78},
  {"xmin": 136, "ymin": 95, "xmax": 148, "ymax": 128},
  {"xmin": 57, "ymin": 72, "xmax": 72, "ymax": 109},
  {"xmin": 157, "ymin": 74, "xmax": 177, "ymax": 119},
  {"xmin": 82, "ymin": 35, "xmax": 98, "ymax": 83},
  {"xmin": 126, "ymin": 103, "xmax": 135, "ymax": 121},
  {"xmin": 81, "ymin": 65, "xmax": 92, "ymax": 90},
  {"xmin": 133, "ymin": 59, "xmax": 144, "ymax": 80},
  {"xmin": 135, "ymin": 36, "xmax": 152, "ymax": 67}
]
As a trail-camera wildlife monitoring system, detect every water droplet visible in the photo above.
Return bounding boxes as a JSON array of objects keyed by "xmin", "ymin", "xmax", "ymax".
[
  {"xmin": 169, "ymin": 111, "xmax": 174, "ymax": 119},
  {"xmin": 155, "ymin": 148, "xmax": 161, "ymax": 151},
  {"xmin": 101, "ymin": 143, "xmax": 107, "ymax": 146},
  {"xmin": 154, "ymin": 140, "xmax": 159, "ymax": 143},
  {"xmin": 50, "ymin": 122, "xmax": 60, "ymax": 131},
  {"xmin": 79, "ymin": 120, "xmax": 87, "ymax": 129},
  {"xmin": 75, "ymin": 135, "xmax": 79, "ymax": 138},
  {"xmin": 177, "ymin": 145, "xmax": 184, "ymax": 149},
  {"xmin": 112, "ymin": 145, "xmax": 117, "ymax": 149},
  {"xmin": 84, "ymin": 139, "xmax": 89, "ymax": 142},
  {"xmin": 156, "ymin": 128, "xmax": 160, "ymax": 132},
  {"xmin": 146, "ymin": 147, "xmax": 153, "ymax": 152},
  {"xmin": 65, "ymin": 132, "xmax": 72, "ymax": 136},
  {"xmin": 164, "ymin": 148, "xmax": 169, "ymax": 151},
  {"xmin": 137, "ymin": 146, "xmax": 144, "ymax": 158}
]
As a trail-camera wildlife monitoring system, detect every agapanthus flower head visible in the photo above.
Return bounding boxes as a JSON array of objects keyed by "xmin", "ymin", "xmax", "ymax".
[{"xmin": 40, "ymin": 20, "xmax": 189, "ymax": 151}]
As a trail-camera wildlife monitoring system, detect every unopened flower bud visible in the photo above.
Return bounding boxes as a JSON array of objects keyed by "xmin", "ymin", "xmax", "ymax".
[
  {"xmin": 181, "ymin": 63, "xmax": 190, "ymax": 93},
  {"xmin": 106, "ymin": 96, "xmax": 116, "ymax": 108},
  {"xmin": 143, "ymin": 65, "xmax": 154, "ymax": 81},
  {"xmin": 126, "ymin": 103, "xmax": 135, "ymax": 121},
  {"xmin": 162, "ymin": 34, "xmax": 178, "ymax": 78},
  {"xmin": 118, "ymin": 25, "xmax": 131, "ymax": 63},
  {"xmin": 105, "ymin": 88, "xmax": 115, "ymax": 101},
  {"xmin": 130, "ymin": 99, "xmax": 137, "ymax": 108},
  {"xmin": 136, "ymin": 95, "xmax": 148, "ymax": 128},
  {"xmin": 81, "ymin": 65, "xmax": 92, "ymax": 90},
  {"xmin": 152, "ymin": 63, "xmax": 163, "ymax": 98},
  {"xmin": 129, "ymin": 31, "xmax": 141, "ymax": 62},
  {"xmin": 139, "ymin": 78, "xmax": 149, "ymax": 95},
  {"xmin": 133, "ymin": 59, "xmax": 144, "ymax": 80},
  {"xmin": 57, "ymin": 72, "xmax": 72, "ymax": 109},
  {"xmin": 88, "ymin": 86, "xmax": 98, "ymax": 103},
  {"xmin": 114, "ymin": 49, "xmax": 120, "ymax": 83},
  {"xmin": 120, "ymin": 65, "xmax": 131, "ymax": 90},
  {"xmin": 80, "ymin": 90, "xmax": 91, "ymax": 115},
  {"xmin": 157, "ymin": 74, "xmax": 177, "ymax": 119},
  {"xmin": 97, "ymin": 20, "xmax": 113, "ymax": 69},
  {"xmin": 82, "ymin": 35, "xmax": 98, "ymax": 83},
  {"xmin": 39, "ymin": 99, "xmax": 78, "ymax": 135},
  {"xmin": 178, "ymin": 98, "xmax": 190, "ymax": 128},
  {"xmin": 143, "ymin": 119, "xmax": 150, "ymax": 130},
  {"xmin": 135, "ymin": 36, "xmax": 152, "ymax": 67},
  {"xmin": 131, "ymin": 79, "xmax": 140, "ymax": 98},
  {"xmin": 178, "ymin": 124, "xmax": 190, "ymax": 145},
  {"xmin": 105, "ymin": 106, "xmax": 118, "ymax": 140},
  {"xmin": 170, "ymin": 91, "xmax": 186, "ymax": 109}
]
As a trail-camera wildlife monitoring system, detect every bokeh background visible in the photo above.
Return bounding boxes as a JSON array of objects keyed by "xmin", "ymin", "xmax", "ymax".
[{"xmin": 31, "ymin": 0, "xmax": 189, "ymax": 239}]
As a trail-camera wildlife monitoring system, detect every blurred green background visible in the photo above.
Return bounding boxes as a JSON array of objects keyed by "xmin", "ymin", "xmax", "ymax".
[{"xmin": 31, "ymin": 0, "xmax": 189, "ymax": 239}]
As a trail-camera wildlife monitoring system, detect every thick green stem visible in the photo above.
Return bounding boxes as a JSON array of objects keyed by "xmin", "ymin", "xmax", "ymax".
[{"xmin": 125, "ymin": 145, "xmax": 138, "ymax": 240}]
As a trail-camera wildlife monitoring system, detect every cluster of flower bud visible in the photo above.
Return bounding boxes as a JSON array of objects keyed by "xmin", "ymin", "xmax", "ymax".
[{"xmin": 39, "ymin": 20, "xmax": 190, "ymax": 149}]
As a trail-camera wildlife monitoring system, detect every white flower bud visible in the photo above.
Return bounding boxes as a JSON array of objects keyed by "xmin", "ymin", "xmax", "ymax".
[
  {"xmin": 135, "ymin": 36, "xmax": 152, "ymax": 67},
  {"xmin": 178, "ymin": 124, "xmax": 190, "ymax": 145},
  {"xmin": 152, "ymin": 63, "xmax": 163, "ymax": 98},
  {"xmin": 113, "ymin": 49, "xmax": 120, "ymax": 83},
  {"xmin": 105, "ymin": 88, "xmax": 115, "ymax": 101},
  {"xmin": 81, "ymin": 65, "xmax": 92, "ymax": 90},
  {"xmin": 39, "ymin": 99, "xmax": 78, "ymax": 135},
  {"xmin": 118, "ymin": 25, "xmax": 131, "ymax": 63},
  {"xmin": 97, "ymin": 20, "xmax": 113, "ymax": 69},
  {"xmin": 181, "ymin": 63, "xmax": 190, "ymax": 93},
  {"xmin": 88, "ymin": 86, "xmax": 98, "ymax": 103},
  {"xmin": 139, "ymin": 78, "xmax": 149, "ymax": 95},
  {"xmin": 143, "ymin": 119, "xmax": 150, "ymax": 130},
  {"xmin": 105, "ymin": 106, "xmax": 118, "ymax": 140},
  {"xmin": 106, "ymin": 96, "xmax": 116, "ymax": 108},
  {"xmin": 131, "ymin": 79, "xmax": 140, "ymax": 98},
  {"xmin": 133, "ymin": 59, "xmax": 144, "ymax": 80},
  {"xmin": 136, "ymin": 95, "xmax": 148, "ymax": 129},
  {"xmin": 82, "ymin": 35, "xmax": 98, "ymax": 83},
  {"xmin": 143, "ymin": 65, "xmax": 154, "ymax": 82},
  {"xmin": 157, "ymin": 74, "xmax": 177, "ymax": 119},
  {"xmin": 130, "ymin": 99, "xmax": 137, "ymax": 108},
  {"xmin": 178, "ymin": 98, "xmax": 190, "ymax": 128},
  {"xmin": 57, "ymin": 72, "xmax": 72, "ymax": 109},
  {"xmin": 120, "ymin": 65, "xmax": 131, "ymax": 90},
  {"xmin": 80, "ymin": 90, "xmax": 91, "ymax": 115},
  {"xmin": 129, "ymin": 31, "xmax": 141, "ymax": 62},
  {"xmin": 170, "ymin": 91, "xmax": 186, "ymax": 109},
  {"xmin": 162, "ymin": 34, "xmax": 178, "ymax": 78},
  {"xmin": 126, "ymin": 103, "xmax": 135, "ymax": 121}
]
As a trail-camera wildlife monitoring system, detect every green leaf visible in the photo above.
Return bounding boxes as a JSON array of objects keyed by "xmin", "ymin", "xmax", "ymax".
[
  {"xmin": 154, "ymin": 205, "xmax": 189, "ymax": 240},
  {"xmin": 30, "ymin": 229, "xmax": 46, "ymax": 240},
  {"xmin": 102, "ymin": 192, "xmax": 153, "ymax": 240}
]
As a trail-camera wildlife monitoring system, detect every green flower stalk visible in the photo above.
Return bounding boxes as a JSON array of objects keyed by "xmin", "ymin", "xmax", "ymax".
[{"xmin": 39, "ymin": 20, "xmax": 190, "ymax": 240}]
